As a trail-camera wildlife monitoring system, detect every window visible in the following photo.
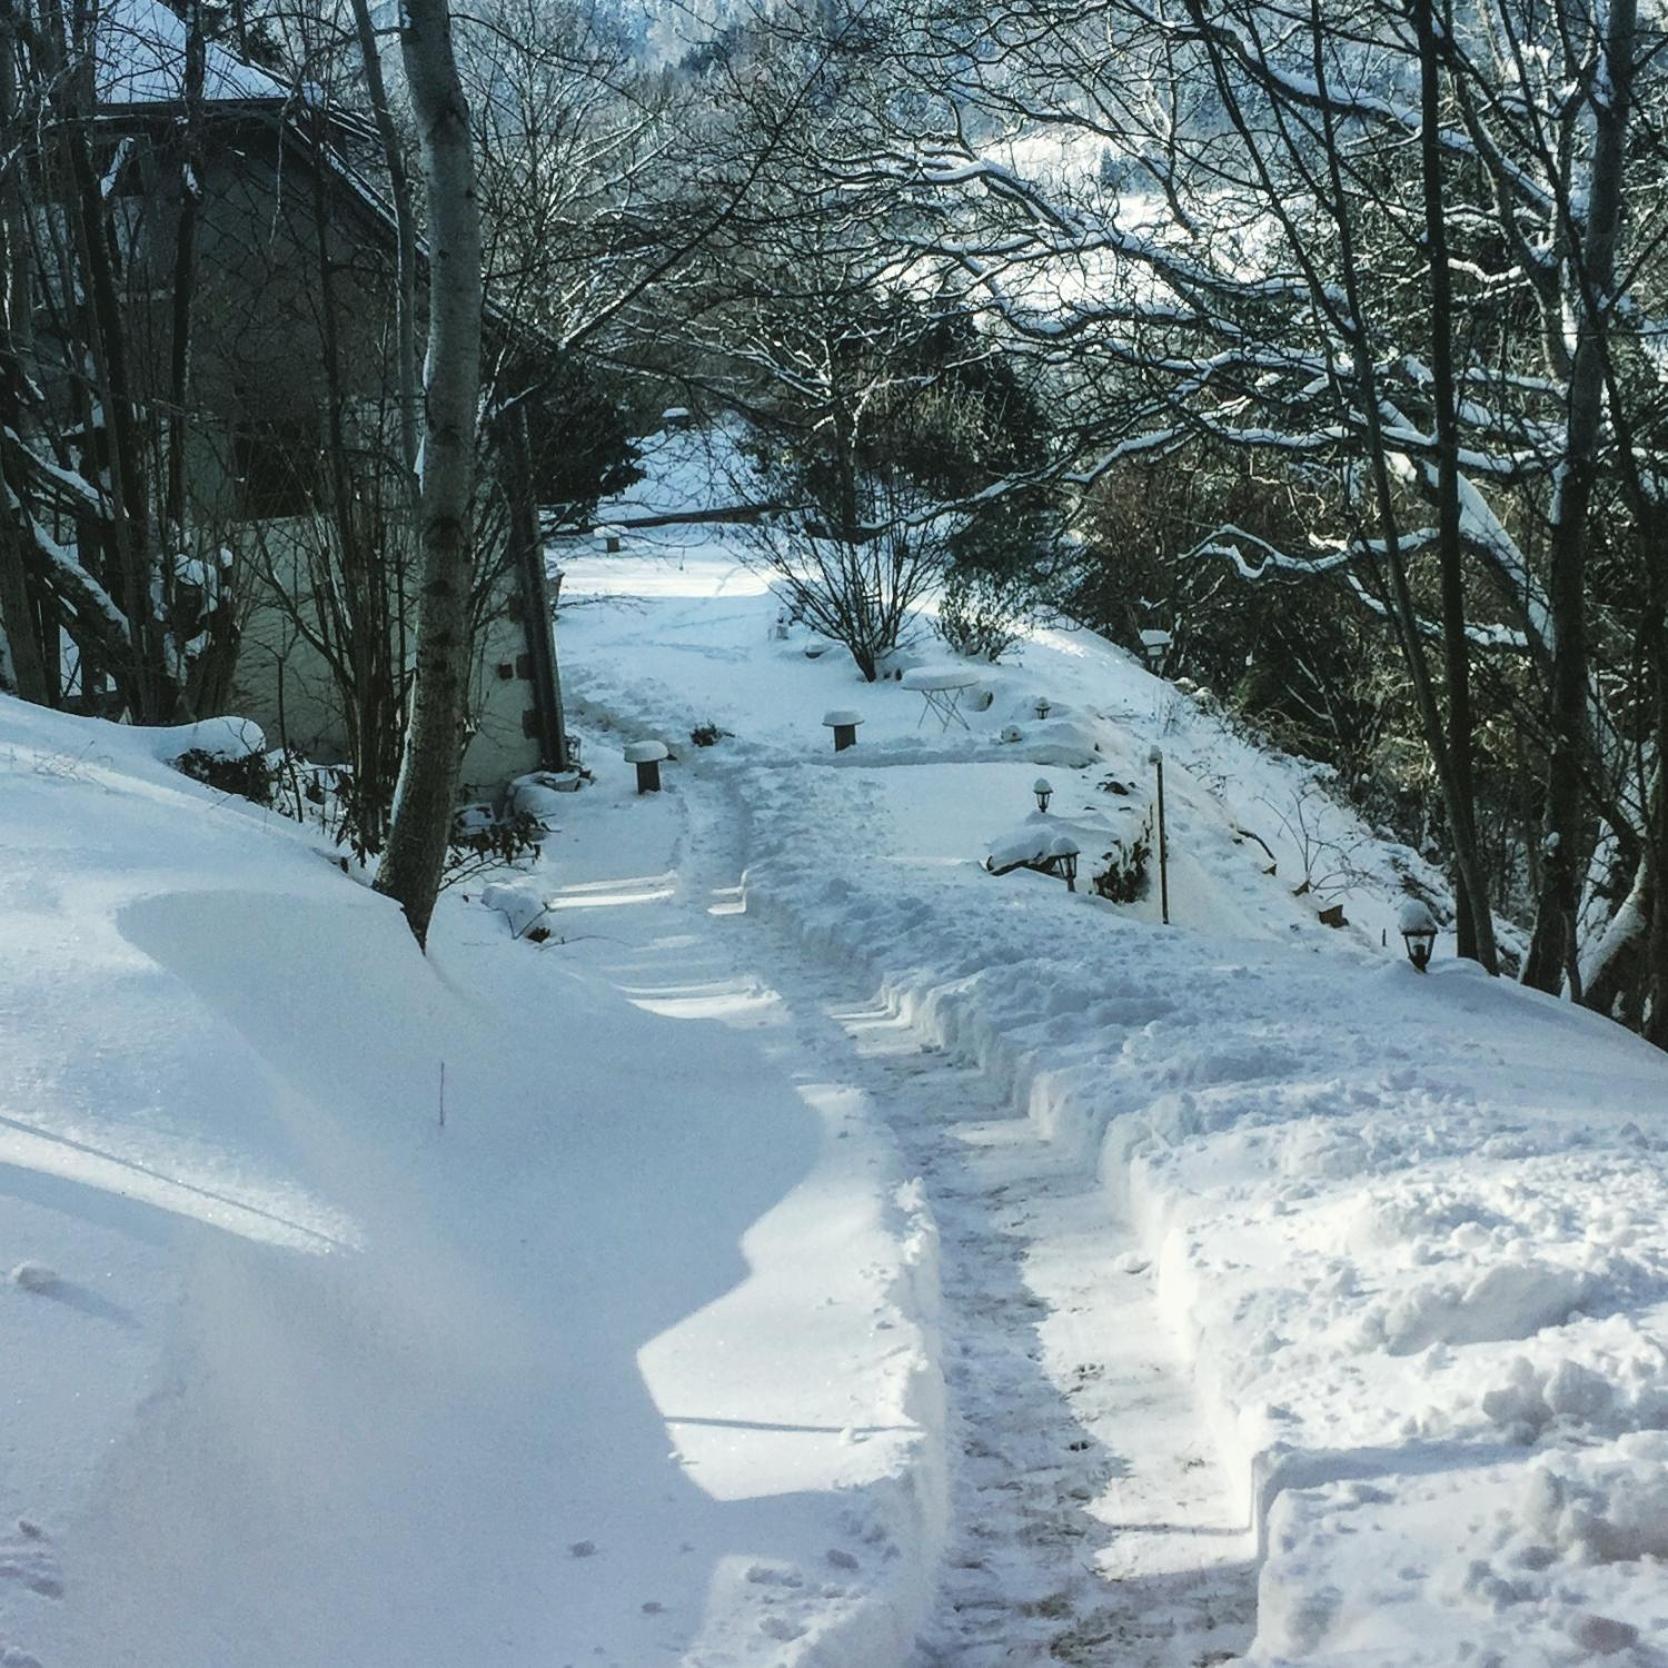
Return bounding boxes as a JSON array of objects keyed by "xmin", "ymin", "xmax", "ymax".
[{"xmin": 233, "ymin": 417, "xmax": 321, "ymax": 520}]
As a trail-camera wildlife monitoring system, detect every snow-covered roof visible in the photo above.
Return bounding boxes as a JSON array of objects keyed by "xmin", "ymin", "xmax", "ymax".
[{"xmin": 95, "ymin": 0, "xmax": 292, "ymax": 110}]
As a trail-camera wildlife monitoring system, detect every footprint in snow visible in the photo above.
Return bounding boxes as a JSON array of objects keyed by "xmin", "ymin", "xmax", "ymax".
[
  {"xmin": 745, "ymin": 1564, "xmax": 803, "ymax": 1589},
  {"xmin": 0, "ymin": 1520, "xmax": 60, "ymax": 1601}
]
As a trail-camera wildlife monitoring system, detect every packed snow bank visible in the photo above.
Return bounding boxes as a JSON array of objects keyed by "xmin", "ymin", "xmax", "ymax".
[
  {"xmin": 732, "ymin": 757, "xmax": 1668, "ymax": 1664},
  {"xmin": 0, "ymin": 691, "xmax": 944, "ymax": 1667}
]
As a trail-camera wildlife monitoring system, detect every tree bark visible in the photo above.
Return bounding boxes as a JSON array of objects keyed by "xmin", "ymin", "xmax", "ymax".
[
  {"xmin": 0, "ymin": 0, "xmax": 45, "ymax": 703},
  {"xmin": 48, "ymin": 0, "xmax": 171, "ymax": 719},
  {"xmin": 1522, "ymin": 0, "xmax": 1637, "ymax": 995},
  {"xmin": 164, "ymin": 0, "xmax": 204, "ymax": 544},
  {"xmin": 1415, "ymin": 0, "xmax": 1492, "ymax": 970},
  {"xmin": 1644, "ymin": 507, "xmax": 1668, "ymax": 1046},
  {"xmin": 1582, "ymin": 842, "xmax": 1650, "ymax": 1023},
  {"xmin": 373, "ymin": 0, "xmax": 482, "ymax": 949},
  {"xmin": 0, "ymin": 502, "xmax": 46, "ymax": 701},
  {"xmin": 346, "ymin": 0, "xmax": 421, "ymax": 504}
]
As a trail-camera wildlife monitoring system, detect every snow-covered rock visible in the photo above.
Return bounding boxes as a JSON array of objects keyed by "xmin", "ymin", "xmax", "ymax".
[
  {"xmin": 507, "ymin": 770, "xmax": 580, "ymax": 828},
  {"xmin": 479, "ymin": 878, "xmax": 551, "ymax": 938}
]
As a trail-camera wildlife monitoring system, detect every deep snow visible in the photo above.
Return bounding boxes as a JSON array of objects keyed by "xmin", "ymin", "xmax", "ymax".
[
  {"xmin": 551, "ymin": 442, "xmax": 1668, "ymax": 1666},
  {"xmin": 7, "ymin": 420, "xmax": 1668, "ymax": 1666},
  {"xmin": 0, "ymin": 692, "xmax": 943, "ymax": 1666}
]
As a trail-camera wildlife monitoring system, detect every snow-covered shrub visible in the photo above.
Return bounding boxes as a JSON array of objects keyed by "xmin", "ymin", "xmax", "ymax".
[
  {"xmin": 442, "ymin": 808, "xmax": 546, "ymax": 890},
  {"xmin": 1091, "ymin": 814, "xmax": 1152, "ymax": 903},
  {"xmin": 742, "ymin": 495, "xmax": 946, "ymax": 682},
  {"xmin": 175, "ymin": 743, "xmax": 362, "ymax": 850},
  {"xmin": 507, "ymin": 771, "xmax": 583, "ymax": 829},
  {"xmin": 479, "ymin": 878, "xmax": 552, "ymax": 941},
  {"xmin": 935, "ymin": 567, "xmax": 1034, "ymax": 663},
  {"xmin": 174, "ymin": 744, "xmax": 275, "ymax": 805}
]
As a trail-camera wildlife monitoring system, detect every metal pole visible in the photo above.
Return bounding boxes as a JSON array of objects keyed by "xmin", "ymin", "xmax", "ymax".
[{"xmin": 1149, "ymin": 745, "xmax": 1170, "ymax": 925}]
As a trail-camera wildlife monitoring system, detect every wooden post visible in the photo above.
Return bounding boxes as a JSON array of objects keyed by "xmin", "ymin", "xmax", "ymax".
[
  {"xmin": 824, "ymin": 711, "xmax": 862, "ymax": 752},
  {"xmin": 625, "ymin": 740, "xmax": 668, "ymax": 792},
  {"xmin": 1150, "ymin": 746, "xmax": 1169, "ymax": 925}
]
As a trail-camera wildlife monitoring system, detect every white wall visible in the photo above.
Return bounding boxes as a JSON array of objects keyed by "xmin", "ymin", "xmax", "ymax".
[{"xmin": 229, "ymin": 516, "xmax": 544, "ymax": 797}]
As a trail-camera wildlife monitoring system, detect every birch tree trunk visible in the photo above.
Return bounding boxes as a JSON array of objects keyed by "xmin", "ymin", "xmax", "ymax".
[{"xmin": 373, "ymin": 0, "xmax": 482, "ymax": 948}]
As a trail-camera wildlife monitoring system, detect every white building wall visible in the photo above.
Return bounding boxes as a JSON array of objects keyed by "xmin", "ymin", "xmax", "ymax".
[{"xmin": 230, "ymin": 516, "xmax": 545, "ymax": 798}]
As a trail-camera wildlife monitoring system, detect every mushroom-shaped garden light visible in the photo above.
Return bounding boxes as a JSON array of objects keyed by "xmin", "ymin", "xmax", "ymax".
[
  {"xmin": 823, "ymin": 710, "xmax": 863, "ymax": 753},
  {"xmin": 1398, "ymin": 898, "xmax": 1439, "ymax": 972},
  {"xmin": 1033, "ymin": 777, "xmax": 1054, "ymax": 814},
  {"xmin": 624, "ymin": 739, "xmax": 669, "ymax": 794}
]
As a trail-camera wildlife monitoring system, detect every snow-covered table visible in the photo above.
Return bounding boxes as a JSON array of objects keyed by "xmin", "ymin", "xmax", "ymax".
[{"xmin": 900, "ymin": 665, "xmax": 983, "ymax": 731}]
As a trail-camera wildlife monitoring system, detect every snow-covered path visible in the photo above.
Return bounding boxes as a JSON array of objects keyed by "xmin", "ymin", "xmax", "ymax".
[
  {"xmin": 586, "ymin": 765, "xmax": 1259, "ymax": 1664},
  {"xmin": 768, "ymin": 931, "xmax": 1257, "ymax": 1665},
  {"xmin": 829, "ymin": 1021, "xmax": 1257, "ymax": 1668},
  {"xmin": 551, "ymin": 525, "xmax": 1668, "ymax": 1662}
]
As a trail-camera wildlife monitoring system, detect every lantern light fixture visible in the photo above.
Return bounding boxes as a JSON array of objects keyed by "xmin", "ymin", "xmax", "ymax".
[{"xmin": 1399, "ymin": 898, "xmax": 1439, "ymax": 972}]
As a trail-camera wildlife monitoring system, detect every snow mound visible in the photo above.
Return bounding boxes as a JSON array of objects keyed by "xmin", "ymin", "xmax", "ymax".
[
  {"xmin": 1527, "ymin": 1434, "xmax": 1668, "ymax": 1563},
  {"xmin": 479, "ymin": 878, "xmax": 550, "ymax": 938}
]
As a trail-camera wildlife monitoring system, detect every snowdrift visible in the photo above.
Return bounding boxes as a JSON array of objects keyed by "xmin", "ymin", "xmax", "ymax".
[{"xmin": 0, "ymin": 691, "xmax": 945, "ymax": 1667}]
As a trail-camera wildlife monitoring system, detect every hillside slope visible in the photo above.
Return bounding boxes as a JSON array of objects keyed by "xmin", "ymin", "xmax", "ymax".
[{"xmin": 557, "ymin": 507, "xmax": 1668, "ymax": 1667}]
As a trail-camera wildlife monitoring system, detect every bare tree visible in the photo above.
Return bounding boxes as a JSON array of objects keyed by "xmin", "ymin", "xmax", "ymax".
[
  {"xmin": 373, "ymin": 0, "xmax": 483, "ymax": 947},
  {"xmin": 818, "ymin": 0, "xmax": 1668, "ymax": 1017}
]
